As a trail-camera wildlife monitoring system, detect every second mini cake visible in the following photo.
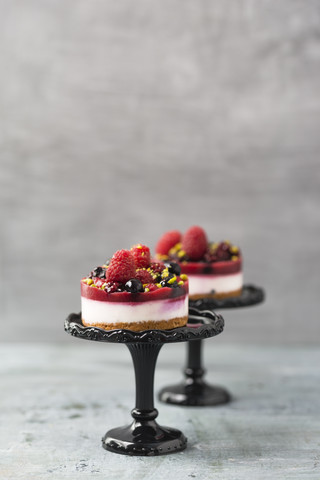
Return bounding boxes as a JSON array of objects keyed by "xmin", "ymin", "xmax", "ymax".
[
  {"xmin": 81, "ymin": 245, "xmax": 188, "ymax": 331},
  {"xmin": 155, "ymin": 226, "xmax": 243, "ymax": 300}
]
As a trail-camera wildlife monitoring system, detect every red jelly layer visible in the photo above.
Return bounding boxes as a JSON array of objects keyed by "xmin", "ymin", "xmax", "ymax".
[
  {"xmin": 179, "ymin": 258, "xmax": 242, "ymax": 275},
  {"xmin": 81, "ymin": 280, "xmax": 188, "ymax": 303}
]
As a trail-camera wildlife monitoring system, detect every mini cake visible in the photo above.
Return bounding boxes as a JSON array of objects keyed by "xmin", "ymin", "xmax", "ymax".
[
  {"xmin": 81, "ymin": 244, "xmax": 188, "ymax": 331},
  {"xmin": 155, "ymin": 227, "xmax": 242, "ymax": 300}
]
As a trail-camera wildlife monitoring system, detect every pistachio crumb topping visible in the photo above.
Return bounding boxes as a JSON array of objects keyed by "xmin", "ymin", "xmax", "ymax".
[{"xmin": 167, "ymin": 276, "xmax": 177, "ymax": 285}]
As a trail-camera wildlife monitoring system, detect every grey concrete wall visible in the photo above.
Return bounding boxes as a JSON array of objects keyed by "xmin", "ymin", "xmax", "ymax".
[{"xmin": 1, "ymin": 0, "xmax": 320, "ymax": 343}]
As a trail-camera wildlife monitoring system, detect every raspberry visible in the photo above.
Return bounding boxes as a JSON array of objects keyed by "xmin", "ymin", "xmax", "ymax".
[
  {"xmin": 144, "ymin": 283, "xmax": 158, "ymax": 292},
  {"xmin": 105, "ymin": 249, "xmax": 136, "ymax": 284},
  {"xmin": 155, "ymin": 230, "xmax": 182, "ymax": 255},
  {"xmin": 131, "ymin": 244, "xmax": 151, "ymax": 268},
  {"xmin": 135, "ymin": 268, "xmax": 154, "ymax": 284},
  {"xmin": 149, "ymin": 262, "xmax": 165, "ymax": 274},
  {"xmin": 182, "ymin": 226, "xmax": 208, "ymax": 261}
]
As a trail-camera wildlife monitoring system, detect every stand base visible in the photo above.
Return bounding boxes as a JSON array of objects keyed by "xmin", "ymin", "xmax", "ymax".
[
  {"xmin": 158, "ymin": 381, "xmax": 231, "ymax": 407},
  {"xmin": 102, "ymin": 420, "xmax": 187, "ymax": 456}
]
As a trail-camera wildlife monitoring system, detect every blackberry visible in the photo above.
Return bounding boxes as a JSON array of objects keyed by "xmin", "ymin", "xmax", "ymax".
[
  {"xmin": 160, "ymin": 274, "xmax": 178, "ymax": 288},
  {"xmin": 164, "ymin": 261, "xmax": 181, "ymax": 276},
  {"xmin": 98, "ymin": 269, "xmax": 106, "ymax": 279},
  {"xmin": 92, "ymin": 266, "xmax": 103, "ymax": 277},
  {"xmin": 124, "ymin": 278, "xmax": 144, "ymax": 293}
]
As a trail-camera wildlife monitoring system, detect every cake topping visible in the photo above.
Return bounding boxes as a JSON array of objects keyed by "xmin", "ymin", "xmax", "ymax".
[
  {"xmin": 131, "ymin": 244, "xmax": 151, "ymax": 268},
  {"xmin": 135, "ymin": 268, "xmax": 154, "ymax": 284},
  {"xmin": 124, "ymin": 278, "xmax": 144, "ymax": 293},
  {"xmin": 164, "ymin": 261, "xmax": 181, "ymax": 276},
  {"xmin": 155, "ymin": 230, "xmax": 182, "ymax": 256},
  {"xmin": 181, "ymin": 226, "xmax": 208, "ymax": 261},
  {"xmin": 104, "ymin": 281, "xmax": 123, "ymax": 293},
  {"xmin": 105, "ymin": 249, "xmax": 136, "ymax": 284},
  {"xmin": 143, "ymin": 283, "xmax": 159, "ymax": 293},
  {"xmin": 155, "ymin": 227, "xmax": 241, "ymax": 263},
  {"xmin": 82, "ymin": 244, "xmax": 188, "ymax": 294}
]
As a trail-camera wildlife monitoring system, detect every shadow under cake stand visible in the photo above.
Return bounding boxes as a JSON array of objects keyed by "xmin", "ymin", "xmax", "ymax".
[
  {"xmin": 64, "ymin": 308, "xmax": 224, "ymax": 456},
  {"xmin": 158, "ymin": 284, "xmax": 264, "ymax": 407}
]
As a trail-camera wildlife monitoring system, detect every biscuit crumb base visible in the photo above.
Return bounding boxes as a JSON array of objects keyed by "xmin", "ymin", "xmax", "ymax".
[
  {"xmin": 82, "ymin": 315, "xmax": 188, "ymax": 332},
  {"xmin": 190, "ymin": 288, "xmax": 242, "ymax": 301}
]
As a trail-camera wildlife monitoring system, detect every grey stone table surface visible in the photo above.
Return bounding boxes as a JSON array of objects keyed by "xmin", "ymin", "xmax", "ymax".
[{"xmin": 1, "ymin": 341, "xmax": 319, "ymax": 480}]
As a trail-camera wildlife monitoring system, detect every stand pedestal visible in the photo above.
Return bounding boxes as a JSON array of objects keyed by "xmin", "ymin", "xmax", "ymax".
[
  {"xmin": 102, "ymin": 343, "xmax": 186, "ymax": 455},
  {"xmin": 158, "ymin": 285, "xmax": 264, "ymax": 407},
  {"xmin": 159, "ymin": 339, "xmax": 230, "ymax": 406},
  {"xmin": 65, "ymin": 309, "xmax": 224, "ymax": 456}
]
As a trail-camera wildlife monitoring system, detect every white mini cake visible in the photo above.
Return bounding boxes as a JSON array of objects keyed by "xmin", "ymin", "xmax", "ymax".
[
  {"xmin": 156, "ymin": 227, "xmax": 242, "ymax": 300},
  {"xmin": 81, "ymin": 245, "xmax": 189, "ymax": 331}
]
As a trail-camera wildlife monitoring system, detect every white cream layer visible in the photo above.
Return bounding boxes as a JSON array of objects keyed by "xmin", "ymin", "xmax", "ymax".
[
  {"xmin": 188, "ymin": 272, "xmax": 243, "ymax": 296},
  {"xmin": 81, "ymin": 296, "xmax": 188, "ymax": 325}
]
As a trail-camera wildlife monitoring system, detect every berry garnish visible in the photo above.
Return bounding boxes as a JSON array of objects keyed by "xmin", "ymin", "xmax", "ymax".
[
  {"xmin": 124, "ymin": 278, "xmax": 144, "ymax": 293},
  {"xmin": 155, "ymin": 230, "xmax": 182, "ymax": 255},
  {"xmin": 104, "ymin": 281, "xmax": 123, "ymax": 293},
  {"xmin": 160, "ymin": 273, "xmax": 178, "ymax": 288},
  {"xmin": 164, "ymin": 261, "xmax": 181, "ymax": 276},
  {"xmin": 131, "ymin": 244, "xmax": 151, "ymax": 268},
  {"xmin": 149, "ymin": 262, "xmax": 165, "ymax": 274},
  {"xmin": 91, "ymin": 266, "xmax": 107, "ymax": 279},
  {"xmin": 105, "ymin": 249, "xmax": 136, "ymax": 284},
  {"xmin": 182, "ymin": 225, "xmax": 208, "ymax": 261},
  {"xmin": 215, "ymin": 242, "xmax": 232, "ymax": 260},
  {"xmin": 135, "ymin": 268, "xmax": 154, "ymax": 284},
  {"xmin": 92, "ymin": 266, "xmax": 102, "ymax": 277}
]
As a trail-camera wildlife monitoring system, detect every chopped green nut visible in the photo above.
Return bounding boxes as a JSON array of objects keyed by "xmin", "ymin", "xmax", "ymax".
[{"xmin": 168, "ymin": 276, "xmax": 177, "ymax": 284}]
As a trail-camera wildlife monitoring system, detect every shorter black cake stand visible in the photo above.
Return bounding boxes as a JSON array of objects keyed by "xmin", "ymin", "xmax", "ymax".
[
  {"xmin": 64, "ymin": 309, "xmax": 224, "ymax": 456},
  {"xmin": 158, "ymin": 285, "xmax": 264, "ymax": 407}
]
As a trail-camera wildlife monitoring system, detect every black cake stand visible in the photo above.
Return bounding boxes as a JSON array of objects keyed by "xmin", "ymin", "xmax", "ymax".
[
  {"xmin": 158, "ymin": 284, "xmax": 264, "ymax": 407},
  {"xmin": 64, "ymin": 308, "xmax": 224, "ymax": 456}
]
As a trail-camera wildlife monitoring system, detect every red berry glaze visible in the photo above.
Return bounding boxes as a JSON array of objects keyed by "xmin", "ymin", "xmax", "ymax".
[
  {"xmin": 131, "ymin": 244, "xmax": 151, "ymax": 268},
  {"xmin": 135, "ymin": 268, "xmax": 154, "ymax": 284},
  {"xmin": 182, "ymin": 225, "xmax": 208, "ymax": 261},
  {"xmin": 155, "ymin": 230, "xmax": 181, "ymax": 255},
  {"xmin": 144, "ymin": 283, "xmax": 158, "ymax": 292},
  {"xmin": 105, "ymin": 249, "xmax": 136, "ymax": 284}
]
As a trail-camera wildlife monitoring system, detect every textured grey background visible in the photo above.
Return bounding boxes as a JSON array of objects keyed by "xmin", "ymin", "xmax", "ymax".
[{"xmin": 1, "ymin": 0, "xmax": 320, "ymax": 343}]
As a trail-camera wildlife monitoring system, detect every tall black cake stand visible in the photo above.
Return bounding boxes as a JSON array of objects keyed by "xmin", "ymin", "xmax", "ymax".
[
  {"xmin": 64, "ymin": 308, "xmax": 224, "ymax": 456},
  {"xmin": 158, "ymin": 284, "xmax": 264, "ymax": 407}
]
